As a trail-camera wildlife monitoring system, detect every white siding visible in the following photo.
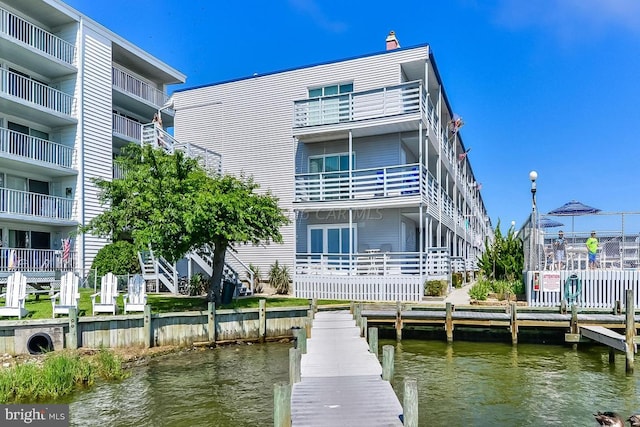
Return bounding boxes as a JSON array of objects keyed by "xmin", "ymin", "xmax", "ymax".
[
  {"xmin": 174, "ymin": 47, "xmax": 430, "ymax": 274},
  {"xmin": 79, "ymin": 28, "xmax": 112, "ymax": 270}
]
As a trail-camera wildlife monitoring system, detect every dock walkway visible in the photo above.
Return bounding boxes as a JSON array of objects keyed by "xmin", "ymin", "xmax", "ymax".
[{"xmin": 290, "ymin": 310, "xmax": 403, "ymax": 426}]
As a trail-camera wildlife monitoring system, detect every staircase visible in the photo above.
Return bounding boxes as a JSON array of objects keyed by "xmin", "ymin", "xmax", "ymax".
[
  {"xmin": 141, "ymin": 124, "xmax": 222, "ymax": 175},
  {"xmin": 136, "ymin": 125, "xmax": 253, "ymax": 296}
]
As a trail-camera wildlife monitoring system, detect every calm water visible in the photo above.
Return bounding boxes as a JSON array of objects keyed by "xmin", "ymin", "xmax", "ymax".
[{"xmin": 62, "ymin": 340, "xmax": 640, "ymax": 426}]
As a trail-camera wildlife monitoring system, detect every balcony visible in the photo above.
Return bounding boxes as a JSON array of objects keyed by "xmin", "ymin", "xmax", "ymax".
[
  {"xmin": 0, "ymin": 188, "xmax": 74, "ymax": 222},
  {"xmin": 112, "ymin": 114, "xmax": 143, "ymax": 145},
  {"xmin": 293, "ymin": 81, "xmax": 426, "ymax": 141},
  {"xmin": 294, "ymin": 164, "xmax": 423, "ymax": 203},
  {"xmin": 0, "ymin": 127, "xmax": 74, "ymax": 172},
  {"xmin": 141, "ymin": 124, "xmax": 221, "ymax": 175},
  {"xmin": 0, "ymin": 7, "xmax": 76, "ymax": 77},
  {"xmin": 0, "ymin": 247, "xmax": 76, "ymax": 272},
  {"xmin": 112, "ymin": 66, "xmax": 171, "ymax": 118},
  {"xmin": 0, "ymin": 68, "xmax": 75, "ymax": 127}
]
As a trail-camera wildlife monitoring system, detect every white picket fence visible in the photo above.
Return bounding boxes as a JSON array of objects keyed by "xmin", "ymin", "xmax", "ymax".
[
  {"xmin": 294, "ymin": 274, "xmax": 423, "ymax": 301},
  {"xmin": 525, "ymin": 270, "xmax": 640, "ymax": 308}
]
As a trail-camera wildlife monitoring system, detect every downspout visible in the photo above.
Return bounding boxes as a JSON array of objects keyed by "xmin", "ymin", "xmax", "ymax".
[{"xmin": 348, "ymin": 130, "xmax": 353, "ymax": 274}]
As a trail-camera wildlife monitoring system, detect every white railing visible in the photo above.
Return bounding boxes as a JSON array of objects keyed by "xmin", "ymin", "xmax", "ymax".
[
  {"xmin": 0, "ymin": 188, "xmax": 73, "ymax": 220},
  {"xmin": 0, "ymin": 7, "xmax": 76, "ymax": 65},
  {"xmin": 112, "ymin": 114, "xmax": 142, "ymax": 141},
  {"xmin": 0, "ymin": 68, "xmax": 74, "ymax": 115},
  {"xmin": 112, "ymin": 66, "xmax": 169, "ymax": 107},
  {"xmin": 294, "ymin": 274, "xmax": 423, "ymax": 301},
  {"xmin": 293, "ymin": 81, "xmax": 424, "ymax": 128},
  {"xmin": 0, "ymin": 247, "xmax": 76, "ymax": 271},
  {"xmin": 525, "ymin": 270, "xmax": 640, "ymax": 309},
  {"xmin": 141, "ymin": 124, "xmax": 222, "ymax": 174},
  {"xmin": 295, "ymin": 251, "xmax": 427, "ymax": 276},
  {"xmin": 295, "ymin": 163, "xmax": 422, "ymax": 202},
  {"xmin": 0, "ymin": 127, "xmax": 74, "ymax": 168}
]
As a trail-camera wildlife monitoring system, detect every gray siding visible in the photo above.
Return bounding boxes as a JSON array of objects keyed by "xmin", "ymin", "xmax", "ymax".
[
  {"xmin": 80, "ymin": 28, "xmax": 112, "ymax": 270},
  {"xmin": 174, "ymin": 47, "xmax": 429, "ymax": 274}
]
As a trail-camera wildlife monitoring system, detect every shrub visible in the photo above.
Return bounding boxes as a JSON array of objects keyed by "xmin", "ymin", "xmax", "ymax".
[
  {"xmin": 269, "ymin": 261, "xmax": 291, "ymax": 295},
  {"xmin": 512, "ymin": 279, "xmax": 525, "ymax": 296},
  {"xmin": 188, "ymin": 273, "xmax": 208, "ymax": 296},
  {"xmin": 477, "ymin": 220, "xmax": 523, "ymax": 282},
  {"xmin": 248, "ymin": 264, "xmax": 263, "ymax": 294},
  {"xmin": 469, "ymin": 279, "xmax": 492, "ymax": 301},
  {"xmin": 452, "ymin": 272, "xmax": 463, "ymax": 288},
  {"xmin": 91, "ymin": 241, "xmax": 140, "ymax": 277},
  {"xmin": 424, "ymin": 279, "xmax": 447, "ymax": 297}
]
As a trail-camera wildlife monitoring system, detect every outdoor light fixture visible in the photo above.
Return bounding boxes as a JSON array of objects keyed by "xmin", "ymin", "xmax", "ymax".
[{"xmin": 529, "ymin": 170, "xmax": 538, "ymax": 271}]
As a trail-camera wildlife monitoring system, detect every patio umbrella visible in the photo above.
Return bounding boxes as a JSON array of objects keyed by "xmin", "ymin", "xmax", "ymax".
[
  {"xmin": 537, "ymin": 217, "xmax": 564, "ymax": 228},
  {"xmin": 547, "ymin": 200, "xmax": 601, "ymax": 236}
]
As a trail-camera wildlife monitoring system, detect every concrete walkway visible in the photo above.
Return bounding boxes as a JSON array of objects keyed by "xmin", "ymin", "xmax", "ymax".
[{"xmin": 444, "ymin": 282, "xmax": 474, "ymax": 305}]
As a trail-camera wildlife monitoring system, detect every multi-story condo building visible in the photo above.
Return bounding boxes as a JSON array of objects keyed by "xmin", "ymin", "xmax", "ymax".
[
  {"xmin": 0, "ymin": 0, "xmax": 184, "ymax": 281},
  {"xmin": 174, "ymin": 34, "xmax": 493, "ymax": 301}
]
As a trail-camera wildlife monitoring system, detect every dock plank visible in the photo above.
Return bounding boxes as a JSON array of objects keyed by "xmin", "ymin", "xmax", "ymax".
[{"xmin": 291, "ymin": 310, "xmax": 403, "ymax": 426}]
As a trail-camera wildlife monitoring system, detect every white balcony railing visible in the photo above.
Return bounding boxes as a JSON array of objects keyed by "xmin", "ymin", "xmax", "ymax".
[
  {"xmin": 112, "ymin": 66, "xmax": 169, "ymax": 108},
  {"xmin": 0, "ymin": 68, "xmax": 74, "ymax": 115},
  {"xmin": 0, "ymin": 188, "xmax": 73, "ymax": 220},
  {"xmin": 112, "ymin": 114, "xmax": 142, "ymax": 141},
  {"xmin": 141, "ymin": 124, "xmax": 222, "ymax": 175},
  {"xmin": 295, "ymin": 163, "xmax": 422, "ymax": 201},
  {"xmin": 0, "ymin": 7, "xmax": 76, "ymax": 66},
  {"xmin": 0, "ymin": 247, "xmax": 76, "ymax": 272},
  {"xmin": 0, "ymin": 127, "xmax": 74, "ymax": 169},
  {"xmin": 293, "ymin": 81, "xmax": 424, "ymax": 128},
  {"xmin": 295, "ymin": 247, "xmax": 450, "ymax": 277}
]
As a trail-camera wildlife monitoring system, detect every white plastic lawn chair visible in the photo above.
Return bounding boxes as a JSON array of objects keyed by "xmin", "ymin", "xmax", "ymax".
[
  {"xmin": 52, "ymin": 272, "xmax": 80, "ymax": 318},
  {"xmin": 0, "ymin": 271, "xmax": 28, "ymax": 319},
  {"xmin": 123, "ymin": 274, "xmax": 147, "ymax": 314},
  {"xmin": 91, "ymin": 272, "xmax": 119, "ymax": 315}
]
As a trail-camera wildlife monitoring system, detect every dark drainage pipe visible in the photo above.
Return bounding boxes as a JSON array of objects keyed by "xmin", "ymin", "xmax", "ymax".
[{"xmin": 27, "ymin": 333, "xmax": 53, "ymax": 355}]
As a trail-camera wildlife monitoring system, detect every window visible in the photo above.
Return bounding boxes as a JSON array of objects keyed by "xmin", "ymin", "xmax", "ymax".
[
  {"xmin": 308, "ymin": 83, "xmax": 353, "ymax": 125},
  {"xmin": 308, "ymin": 153, "xmax": 353, "ymax": 200},
  {"xmin": 308, "ymin": 224, "xmax": 356, "ymax": 269}
]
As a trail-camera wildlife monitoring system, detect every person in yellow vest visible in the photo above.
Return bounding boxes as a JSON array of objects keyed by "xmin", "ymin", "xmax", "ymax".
[{"xmin": 586, "ymin": 231, "xmax": 599, "ymax": 269}]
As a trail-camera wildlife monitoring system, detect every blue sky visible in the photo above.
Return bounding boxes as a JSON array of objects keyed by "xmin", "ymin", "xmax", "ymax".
[{"xmin": 66, "ymin": 0, "xmax": 640, "ymax": 234}]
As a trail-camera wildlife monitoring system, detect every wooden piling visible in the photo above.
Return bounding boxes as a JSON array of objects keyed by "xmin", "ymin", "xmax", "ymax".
[
  {"xmin": 311, "ymin": 298, "xmax": 318, "ymax": 315},
  {"xmin": 510, "ymin": 302, "xmax": 518, "ymax": 345},
  {"xmin": 208, "ymin": 302, "xmax": 216, "ymax": 343},
  {"xmin": 362, "ymin": 317, "xmax": 368, "ymax": 339},
  {"xmin": 396, "ymin": 301, "xmax": 403, "ymax": 341},
  {"xmin": 274, "ymin": 382, "xmax": 291, "ymax": 427},
  {"xmin": 571, "ymin": 303, "xmax": 578, "ymax": 350},
  {"xmin": 143, "ymin": 304, "xmax": 152, "ymax": 348},
  {"xmin": 68, "ymin": 307, "xmax": 78, "ymax": 350},
  {"xmin": 368, "ymin": 327, "xmax": 378, "ymax": 359},
  {"xmin": 445, "ymin": 302, "xmax": 453, "ymax": 343},
  {"xmin": 625, "ymin": 289, "xmax": 635, "ymax": 373},
  {"xmin": 298, "ymin": 326, "xmax": 307, "ymax": 354},
  {"xmin": 382, "ymin": 344, "xmax": 394, "ymax": 382},
  {"xmin": 403, "ymin": 378, "xmax": 419, "ymax": 427},
  {"xmin": 259, "ymin": 299, "xmax": 267, "ymax": 343},
  {"xmin": 289, "ymin": 347, "xmax": 301, "ymax": 384}
]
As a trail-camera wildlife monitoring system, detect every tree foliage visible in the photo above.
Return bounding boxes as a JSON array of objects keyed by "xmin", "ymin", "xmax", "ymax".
[
  {"xmin": 477, "ymin": 220, "xmax": 524, "ymax": 281},
  {"xmin": 91, "ymin": 240, "xmax": 140, "ymax": 278},
  {"xmin": 82, "ymin": 144, "xmax": 289, "ymax": 304}
]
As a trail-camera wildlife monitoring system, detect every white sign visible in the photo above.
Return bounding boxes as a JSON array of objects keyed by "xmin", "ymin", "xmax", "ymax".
[{"xmin": 542, "ymin": 272, "xmax": 561, "ymax": 292}]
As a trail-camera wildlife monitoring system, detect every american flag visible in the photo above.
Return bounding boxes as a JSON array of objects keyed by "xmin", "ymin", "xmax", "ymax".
[
  {"xmin": 448, "ymin": 115, "xmax": 465, "ymax": 133},
  {"xmin": 458, "ymin": 148, "xmax": 471, "ymax": 161},
  {"xmin": 62, "ymin": 238, "xmax": 71, "ymax": 262}
]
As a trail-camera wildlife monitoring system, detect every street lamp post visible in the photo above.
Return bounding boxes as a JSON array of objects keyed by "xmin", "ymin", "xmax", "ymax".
[{"xmin": 529, "ymin": 171, "xmax": 538, "ymax": 271}]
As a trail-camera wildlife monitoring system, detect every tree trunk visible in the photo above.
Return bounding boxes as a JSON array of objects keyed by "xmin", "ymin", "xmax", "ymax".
[{"xmin": 207, "ymin": 242, "xmax": 227, "ymax": 306}]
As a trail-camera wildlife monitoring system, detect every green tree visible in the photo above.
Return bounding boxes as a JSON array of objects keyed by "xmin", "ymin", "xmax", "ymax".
[
  {"xmin": 477, "ymin": 220, "xmax": 524, "ymax": 281},
  {"xmin": 91, "ymin": 240, "xmax": 140, "ymax": 278},
  {"xmin": 82, "ymin": 144, "xmax": 289, "ymax": 304}
]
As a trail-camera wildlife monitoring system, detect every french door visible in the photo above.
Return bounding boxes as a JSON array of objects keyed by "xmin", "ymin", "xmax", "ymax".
[{"xmin": 309, "ymin": 224, "xmax": 356, "ymax": 270}]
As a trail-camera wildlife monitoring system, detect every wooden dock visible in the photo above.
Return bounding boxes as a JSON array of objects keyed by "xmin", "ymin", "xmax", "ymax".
[{"xmin": 290, "ymin": 310, "xmax": 403, "ymax": 426}]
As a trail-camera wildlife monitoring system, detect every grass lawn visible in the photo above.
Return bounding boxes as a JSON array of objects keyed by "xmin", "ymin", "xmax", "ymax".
[{"xmin": 0, "ymin": 288, "xmax": 346, "ymax": 320}]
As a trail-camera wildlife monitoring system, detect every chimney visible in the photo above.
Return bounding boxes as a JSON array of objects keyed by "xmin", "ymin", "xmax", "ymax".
[{"xmin": 386, "ymin": 30, "xmax": 400, "ymax": 50}]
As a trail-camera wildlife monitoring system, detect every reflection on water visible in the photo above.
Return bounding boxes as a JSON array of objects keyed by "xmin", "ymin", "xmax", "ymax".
[
  {"xmin": 63, "ymin": 340, "xmax": 640, "ymax": 426},
  {"xmin": 390, "ymin": 340, "xmax": 640, "ymax": 426}
]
